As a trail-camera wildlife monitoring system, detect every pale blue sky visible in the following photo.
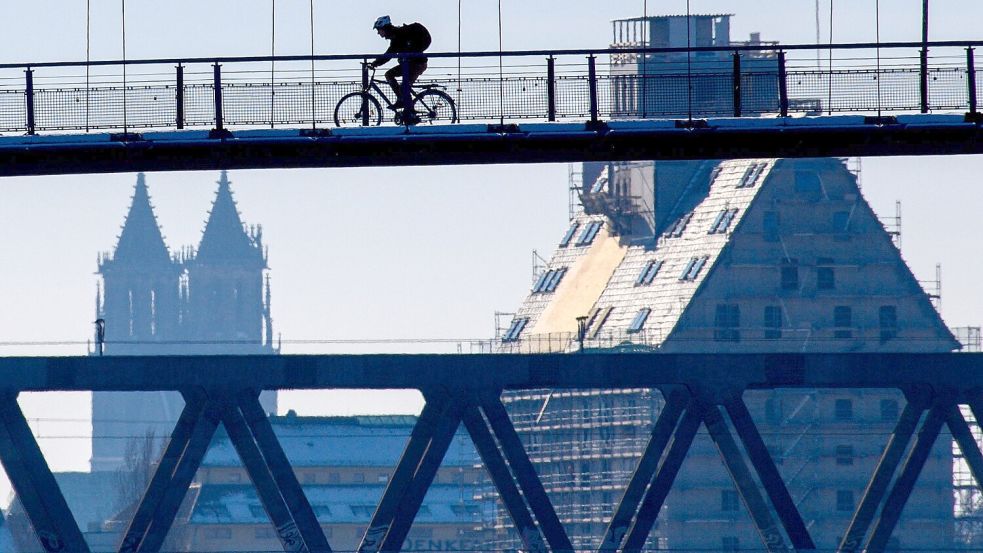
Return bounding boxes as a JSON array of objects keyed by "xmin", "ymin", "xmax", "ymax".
[{"xmin": 0, "ymin": 0, "xmax": 982, "ymax": 489}]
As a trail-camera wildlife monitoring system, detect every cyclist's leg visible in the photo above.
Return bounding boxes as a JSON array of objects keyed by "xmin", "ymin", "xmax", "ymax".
[
  {"xmin": 384, "ymin": 65, "xmax": 402, "ymax": 106},
  {"xmin": 403, "ymin": 60, "xmax": 429, "ymax": 123}
]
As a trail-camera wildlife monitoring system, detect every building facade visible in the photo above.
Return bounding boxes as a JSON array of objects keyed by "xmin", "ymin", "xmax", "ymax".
[
  {"xmin": 169, "ymin": 414, "xmax": 487, "ymax": 552},
  {"xmin": 494, "ymin": 157, "xmax": 957, "ymax": 552}
]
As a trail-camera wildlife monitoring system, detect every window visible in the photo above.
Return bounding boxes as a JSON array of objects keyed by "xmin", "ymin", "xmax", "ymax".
[
  {"xmin": 737, "ymin": 162, "xmax": 766, "ymax": 188},
  {"xmin": 795, "ymin": 170, "xmax": 822, "ymax": 199},
  {"xmin": 765, "ymin": 398, "xmax": 782, "ymax": 424},
  {"xmin": 721, "ymin": 490, "xmax": 740, "ymax": 511},
  {"xmin": 763, "ymin": 211, "xmax": 780, "ymax": 242},
  {"xmin": 588, "ymin": 307, "xmax": 614, "ymax": 338},
  {"xmin": 533, "ymin": 268, "xmax": 567, "ymax": 294},
  {"xmin": 502, "ymin": 318, "xmax": 529, "ymax": 343},
  {"xmin": 353, "ymin": 472, "xmax": 365, "ymax": 483},
  {"xmin": 880, "ymin": 306, "xmax": 898, "ymax": 342},
  {"xmin": 313, "ymin": 505, "xmax": 332, "ymax": 518},
  {"xmin": 780, "ymin": 259, "xmax": 799, "ymax": 290},
  {"xmin": 377, "ymin": 473, "xmax": 389, "ymax": 483},
  {"xmin": 835, "ymin": 399, "xmax": 854, "ymax": 421},
  {"xmin": 722, "ymin": 537, "xmax": 740, "ymax": 552},
  {"xmin": 249, "ymin": 505, "xmax": 266, "ymax": 518},
  {"xmin": 627, "ymin": 308, "xmax": 651, "ymax": 333},
  {"xmin": 255, "ymin": 527, "xmax": 274, "ymax": 539},
  {"xmin": 708, "ymin": 208, "xmax": 739, "ymax": 234},
  {"xmin": 764, "ymin": 306, "xmax": 782, "ymax": 339},
  {"xmin": 575, "ymin": 221, "xmax": 603, "ymax": 246},
  {"xmin": 667, "ymin": 212, "xmax": 693, "ymax": 238},
  {"xmin": 836, "ymin": 490, "xmax": 855, "ymax": 511},
  {"xmin": 559, "ymin": 222, "xmax": 580, "ymax": 248},
  {"xmin": 303, "ymin": 472, "xmax": 316, "ymax": 484},
  {"xmin": 679, "ymin": 256, "xmax": 709, "ymax": 281},
  {"xmin": 450, "ymin": 504, "xmax": 482, "ymax": 517},
  {"xmin": 817, "ymin": 258, "xmax": 835, "ymax": 290},
  {"xmin": 835, "ymin": 445, "xmax": 855, "ymax": 466},
  {"xmin": 714, "ymin": 304, "xmax": 741, "ymax": 342},
  {"xmin": 204, "ymin": 527, "xmax": 232, "ymax": 540},
  {"xmin": 880, "ymin": 399, "xmax": 900, "ymax": 422},
  {"xmin": 834, "ymin": 306, "xmax": 852, "ymax": 339},
  {"xmin": 328, "ymin": 472, "xmax": 340, "ymax": 484},
  {"xmin": 635, "ymin": 260, "xmax": 663, "ymax": 286},
  {"xmin": 351, "ymin": 505, "xmax": 375, "ymax": 517}
]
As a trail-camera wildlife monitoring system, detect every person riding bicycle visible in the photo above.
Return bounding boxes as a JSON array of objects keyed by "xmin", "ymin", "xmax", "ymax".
[{"xmin": 369, "ymin": 16, "xmax": 432, "ymax": 114}]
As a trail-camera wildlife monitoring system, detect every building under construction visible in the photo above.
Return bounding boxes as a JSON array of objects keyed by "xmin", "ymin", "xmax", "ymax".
[{"xmin": 490, "ymin": 14, "xmax": 959, "ymax": 553}]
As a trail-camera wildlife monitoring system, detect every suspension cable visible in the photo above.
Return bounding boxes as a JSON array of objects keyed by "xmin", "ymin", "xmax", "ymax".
[
  {"xmin": 641, "ymin": 0, "xmax": 647, "ymax": 117},
  {"xmin": 309, "ymin": 0, "xmax": 315, "ymax": 129},
  {"xmin": 686, "ymin": 0, "xmax": 692, "ymax": 121},
  {"xmin": 876, "ymin": 0, "xmax": 882, "ymax": 117},
  {"xmin": 497, "ymin": 0, "xmax": 504, "ymax": 125},
  {"xmin": 86, "ymin": 0, "xmax": 90, "ymax": 132},
  {"xmin": 270, "ymin": 0, "xmax": 275, "ymax": 128},
  {"xmin": 121, "ymin": 0, "xmax": 127, "ymax": 133},
  {"xmin": 828, "ymin": 0, "xmax": 834, "ymax": 114},
  {"xmin": 457, "ymin": 0, "xmax": 462, "ymax": 96}
]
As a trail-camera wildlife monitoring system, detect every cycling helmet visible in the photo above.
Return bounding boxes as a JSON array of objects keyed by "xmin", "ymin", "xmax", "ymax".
[{"xmin": 373, "ymin": 15, "xmax": 392, "ymax": 30}]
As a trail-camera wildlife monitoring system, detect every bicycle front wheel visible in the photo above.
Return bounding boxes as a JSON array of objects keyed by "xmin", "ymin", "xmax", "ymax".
[
  {"xmin": 334, "ymin": 92, "xmax": 383, "ymax": 127},
  {"xmin": 412, "ymin": 90, "xmax": 458, "ymax": 125}
]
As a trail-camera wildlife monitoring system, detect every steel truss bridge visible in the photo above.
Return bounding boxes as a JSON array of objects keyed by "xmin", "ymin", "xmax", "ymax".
[
  {"xmin": 0, "ymin": 41, "xmax": 982, "ymax": 175},
  {"xmin": 1, "ymin": 353, "xmax": 983, "ymax": 553}
]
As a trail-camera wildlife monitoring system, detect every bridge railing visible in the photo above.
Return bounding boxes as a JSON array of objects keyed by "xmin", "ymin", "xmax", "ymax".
[{"xmin": 0, "ymin": 40, "xmax": 981, "ymax": 135}]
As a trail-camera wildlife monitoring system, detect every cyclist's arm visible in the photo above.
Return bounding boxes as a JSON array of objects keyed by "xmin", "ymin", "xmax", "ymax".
[{"xmin": 370, "ymin": 44, "xmax": 397, "ymax": 68}]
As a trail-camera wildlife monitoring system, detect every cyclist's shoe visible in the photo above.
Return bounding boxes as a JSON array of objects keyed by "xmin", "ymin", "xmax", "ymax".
[
  {"xmin": 402, "ymin": 110, "xmax": 421, "ymax": 126},
  {"xmin": 389, "ymin": 99, "xmax": 406, "ymax": 111}
]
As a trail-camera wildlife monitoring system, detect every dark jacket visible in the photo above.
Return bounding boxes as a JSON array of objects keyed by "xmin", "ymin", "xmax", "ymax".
[{"xmin": 372, "ymin": 23, "xmax": 431, "ymax": 67}]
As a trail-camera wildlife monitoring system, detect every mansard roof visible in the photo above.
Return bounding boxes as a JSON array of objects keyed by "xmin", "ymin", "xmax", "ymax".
[
  {"xmin": 107, "ymin": 173, "xmax": 172, "ymax": 269},
  {"xmin": 194, "ymin": 171, "xmax": 266, "ymax": 268},
  {"xmin": 502, "ymin": 158, "xmax": 958, "ymax": 354}
]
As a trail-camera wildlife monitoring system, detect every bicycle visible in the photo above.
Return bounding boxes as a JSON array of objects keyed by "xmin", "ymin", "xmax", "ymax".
[{"xmin": 334, "ymin": 64, "xmax": 459, "ymax": 127}]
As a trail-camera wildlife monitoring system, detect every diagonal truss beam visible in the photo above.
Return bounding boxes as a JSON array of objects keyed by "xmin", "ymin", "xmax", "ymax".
[
  {"xmin": 118, "ymin": 391, "xmax": 206, "ymax": 553},
  {"xmin": 704, "ymin": 404, "xmax": 790, "ymax": 553},
  {"xmin": 865, "ymin": 403, "xmax": 948, "ymax": 552},
  {"xmin": 837, "ymin": 400, "xmax": 924, "ymax": 553},
  {"xmin": 136, "ymin": 397, "xmax": 223, "ymax": 553},
  {"xmin": 379, "ymin": 398, "xmax": 464, "ymax": 553},
  {"xmin": 946, "ymin": 404, "xmax": 983, "ymax": 498},
  {"xmin": 0, "ymin": 392, "xmax": 90, "ymax": 553},
  {"xmin": 621, "ymin": 402, "xmax": 704, "ymax": 553},
  {"xmin": 725, "ymin": 398, "xmax": 815, "ymax": 550},
  {"xmin": 236, "ymin": 390, "xmax": 332, "ymax": 553},
  {"xmin": 460, "ymin": 402, "xmax": 547, "ymax": 553},
  {"xmin": 598, "ymin": 388, "xmax": 688, "ymax": 553},
  {"xmin": 358, "ymin": 394, "xmax": 451, "ymax": 553},
  {"xmin": 481, "ymin": 393, "xmax": 574, "ymax": 553}
]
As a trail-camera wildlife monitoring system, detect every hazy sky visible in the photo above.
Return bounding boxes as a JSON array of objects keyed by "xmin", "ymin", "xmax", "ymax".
[{"xmin": 0, "ymin": 0, "xmax": 982, "ymax": 492}]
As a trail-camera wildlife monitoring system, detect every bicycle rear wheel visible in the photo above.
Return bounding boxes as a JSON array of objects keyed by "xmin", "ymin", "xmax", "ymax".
[
  {"xmin": 412, "ymin": 90, "xmax": 458, "ymax": 124},
  {"xmin": 334, "ymin": 92, "xmax": 383, "ymax": 127}
]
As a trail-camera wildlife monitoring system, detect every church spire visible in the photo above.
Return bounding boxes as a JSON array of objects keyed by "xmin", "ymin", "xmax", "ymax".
[
  {"xmin": 195, "ymin": 171, "xmax": 265, "ymax": 267},
  {"xmin": 107, "ymin": 173, "xmax": 171, "ymax": 268}
]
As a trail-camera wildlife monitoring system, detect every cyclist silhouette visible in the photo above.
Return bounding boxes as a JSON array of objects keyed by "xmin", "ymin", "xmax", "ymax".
[{"xmin": 369, "ymin": 16, "xmax": 432, "ymax": 116}]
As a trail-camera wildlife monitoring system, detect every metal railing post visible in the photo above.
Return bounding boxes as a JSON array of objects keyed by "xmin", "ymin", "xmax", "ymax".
[
  {"xmin": 968, "ymin": 47, "xmax": 978, "ymax": 115},
  {"xmin": 401, "ymin": 56, "xmax": 412, "ymax": 117},
  {"xmin": 778, "ymin": 51, "xmax": 789, "ymax": 117},
  {"xmin": 361, "ymin": 60, "xmax": 370, "ymax": 126},
  {"xmin": 213, "ymin": 63, "xmax": 224, "ymax": 131},
  {"xmin": 24, "ymin": 68, "xmax": 35, "ymax": 135},
  {"xmin": 920, "ymin": 47, "xmax": 929, "ymax": 113},
  {"xmin": 547, "ymin": 56, "xmax": 556, "ymax": 122},
  {"xmin": 732, "ymin": 51, "xmax": 742, "ymax": 118},
  {"xmin": 587, "ymin": 55, "xmax": 598, "ymax": 124},
  {"xmin": 176, "ymin": 64, "xmax": 185, "ymax": 129}
]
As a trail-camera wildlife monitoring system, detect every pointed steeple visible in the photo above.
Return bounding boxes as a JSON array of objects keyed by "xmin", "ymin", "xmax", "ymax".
[
  {"xmin": 195, "ymin": 171, "xmax": 265, "ymax": 267},
  {"xmin": 110, "ymin": 173, "xmax": 171, "ymax": 267}
]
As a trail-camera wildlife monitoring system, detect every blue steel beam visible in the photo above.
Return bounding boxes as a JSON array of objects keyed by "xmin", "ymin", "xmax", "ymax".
[
  {"xmin": 0, "ymin": 117, "xmax": 982, "ymax": 177},
  {"xmin": 7, "ymin": 353, "xmax": 983, "ymax": 393},
  {"xmin": 725, "ymin": 398, "xmax": 815, "ymax": 550},
  {"xmin": 358, "ymin": 394, "xmax": 452, "ymax": 553},
  {"xmin": 597, "ymin": 388, "xmax": 688, "ymax": 553},
  {"xmin": 946, "ymin": 405, "xmax": 983, "ymax": 495},
  {"xmin": 119, "ymin": 391, "xmax": 206, "ymax": 553},
  {"xmin": 0, "ymin": 393, "xmax": 90, "ymax": 553},
  {"xmin": 236, "ymin": 391, "xmax": 332, "ymax": 553}
]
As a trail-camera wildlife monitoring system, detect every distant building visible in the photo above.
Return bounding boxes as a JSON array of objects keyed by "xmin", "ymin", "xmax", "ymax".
[
  {"xmin": 166, "ymin": 414, "xmax": 487, "ymax": 552},
  {"xmin": 494, "ymin": 156, "xmax": 957, "ymax": 552},
  {"xmin": 92, "ymin": 171, "xmax": 276, "ymax": 472}
]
